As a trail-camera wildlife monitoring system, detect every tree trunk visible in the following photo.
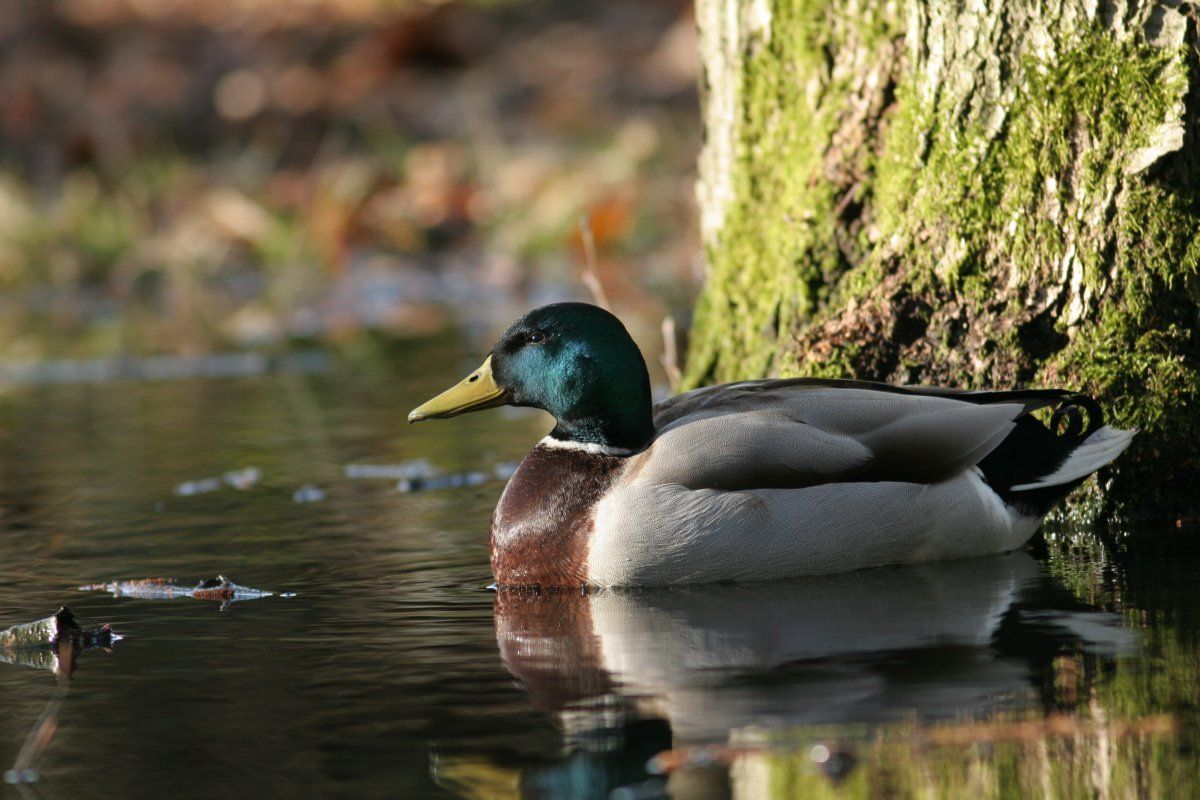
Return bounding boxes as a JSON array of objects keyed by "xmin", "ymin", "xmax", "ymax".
[{"xmin": 687, "ymin": 0, "xmax": 1200, "ymax": 514}]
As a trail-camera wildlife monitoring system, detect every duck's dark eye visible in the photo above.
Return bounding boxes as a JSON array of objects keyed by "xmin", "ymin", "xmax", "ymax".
[{"xmin": 526, "ymin": 331, "xmax": 545, "ymax": 344}]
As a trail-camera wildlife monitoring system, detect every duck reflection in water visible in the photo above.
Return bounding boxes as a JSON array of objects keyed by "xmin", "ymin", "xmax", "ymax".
[{"xmin": 435, "ymin": 552, "xmax": 1138, "ymax": 799}]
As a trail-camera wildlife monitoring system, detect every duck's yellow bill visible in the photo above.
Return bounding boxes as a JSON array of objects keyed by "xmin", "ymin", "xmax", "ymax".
[{"xmin": 408, "ymin": 355, "xmax": 508, "ymax": 423}]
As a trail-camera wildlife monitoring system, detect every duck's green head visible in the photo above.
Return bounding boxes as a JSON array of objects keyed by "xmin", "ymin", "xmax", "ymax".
[{"xmin": 408, "ymin": 303, "xmax": 655, "ymax": 452}]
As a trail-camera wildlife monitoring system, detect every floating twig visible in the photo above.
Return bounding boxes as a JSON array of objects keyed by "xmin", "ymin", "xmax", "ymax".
[{"xmin": 79, "ymin": 575, "xmax": 294, "ymax": 611}]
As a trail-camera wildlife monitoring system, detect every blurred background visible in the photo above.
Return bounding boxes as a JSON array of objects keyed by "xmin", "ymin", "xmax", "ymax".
[
  {"xmin": 0, "ymin": 0, "xmax": 701, "ymax": 362},
  {"xmin": 5, "ymin": 8, "xmax": 1200, "ymax": 799}
]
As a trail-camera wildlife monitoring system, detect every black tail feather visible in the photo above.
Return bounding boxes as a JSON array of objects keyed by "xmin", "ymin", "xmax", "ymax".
[{"xmin": 976, "ymin": 394, "xmax": 1107, "ymax": 515}]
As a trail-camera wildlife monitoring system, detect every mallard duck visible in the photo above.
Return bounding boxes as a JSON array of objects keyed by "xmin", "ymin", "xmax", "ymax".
[{"xmin": 408, "ymin": 303, "xmax": 1134, "ymax": 589}]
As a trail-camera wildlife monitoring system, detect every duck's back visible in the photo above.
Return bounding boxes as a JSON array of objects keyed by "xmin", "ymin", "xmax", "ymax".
[{"xmin": 584, "ymin": 379, "xmax": 1133, "ymax": 586}]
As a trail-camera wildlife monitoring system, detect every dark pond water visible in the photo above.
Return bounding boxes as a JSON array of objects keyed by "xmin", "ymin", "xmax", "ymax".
[{"xmin": 1, "ymin": 339, "xmax": 1198, "ymax": 799}]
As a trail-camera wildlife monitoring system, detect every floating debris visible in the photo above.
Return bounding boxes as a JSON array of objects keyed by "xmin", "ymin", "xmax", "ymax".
[
  {"xmin": 397, "ymin": 471, "xmax": 489, "ymax": 493},
  {"xmin": 79, "ymin": 577, "xmax": 185, "ymax": 600},
  {"xmin": 174, "ymin": 477, "xmax": 223, "ymax": 496},
  {"xmin": 344, "ymin": 459, "xmax": 435, "ymax": 480},
  {"xmin": 0, "ymin": 606, "xmax": 119, "ymax": 675},
  {"xmin": 223, "ymin": 467, "xmax": 262, "ymax": 490},
  {"xmin": 174, "ymin": 467, "xmax": 262, "ymax": 496},
  {"xmin": 292, "ymin": 484, "xmax": 327, "ymax": 503},
  {"xmin": 1, "ymin": 606, "xmax": 116, "ymax": 652},
  {"xmin": 396, "ymin": 462, "xmax": 519, "ymax": 493},
  {"xmin": 191, "ymin": 576, "xmax": 283, "ymax": 603},
  {"xmin": 2, "ymin": 610, "xmax": 71, "ymax": 652},
  {"xmin": 79, "ymin": 575, "xmax": 295, "ymax": 610}
]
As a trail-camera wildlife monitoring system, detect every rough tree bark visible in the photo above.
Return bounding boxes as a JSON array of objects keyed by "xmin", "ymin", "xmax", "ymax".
[{"xmin": 687, "ymin": 0, "xmax": 1200, "ymax": 514}]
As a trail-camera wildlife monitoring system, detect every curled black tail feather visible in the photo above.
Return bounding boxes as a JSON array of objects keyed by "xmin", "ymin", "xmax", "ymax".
[
  {"xmin": 977, "ymin": 393, "xmax": 1121, "ymax": 515},
  {"xmin": 1049, "ymin": 394, "xmax": 1103, "ymax": 439}
]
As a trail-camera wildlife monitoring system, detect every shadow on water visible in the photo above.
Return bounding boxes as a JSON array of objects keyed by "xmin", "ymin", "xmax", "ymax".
[{"xmin": 0, "ymin": 338, "xmax": 1198, "ymax": 799}]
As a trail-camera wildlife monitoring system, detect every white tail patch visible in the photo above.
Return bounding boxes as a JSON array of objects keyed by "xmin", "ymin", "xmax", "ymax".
[{"xmin": 1010, "ymin": 426, "xmax": 1136, "ymax": 491}]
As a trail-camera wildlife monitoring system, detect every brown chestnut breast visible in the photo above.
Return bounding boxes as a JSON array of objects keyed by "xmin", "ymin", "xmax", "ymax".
[{"xmin": 490, "ymin": 444, "xmax": 626, "ymax": 589}]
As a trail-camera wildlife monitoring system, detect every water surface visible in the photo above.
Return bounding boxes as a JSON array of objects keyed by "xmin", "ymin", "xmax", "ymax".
[{"xmin": 1, "ymin": 340, "xmax": 1197, "ymax": 799}]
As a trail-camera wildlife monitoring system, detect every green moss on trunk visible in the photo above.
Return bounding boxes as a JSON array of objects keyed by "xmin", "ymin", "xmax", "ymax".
[
  {"xmin": 691, "ymin": 0, "xmax": 905, "ymax": 380},
  {"xmin": 689, "ymin": 0, "xmax": 1200, "ymax": 513}
]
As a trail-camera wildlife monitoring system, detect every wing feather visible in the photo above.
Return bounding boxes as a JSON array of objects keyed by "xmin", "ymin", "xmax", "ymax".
[{"xmin": 640, "ymin": 380, "xmax": 1025, "ymax": 490}]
